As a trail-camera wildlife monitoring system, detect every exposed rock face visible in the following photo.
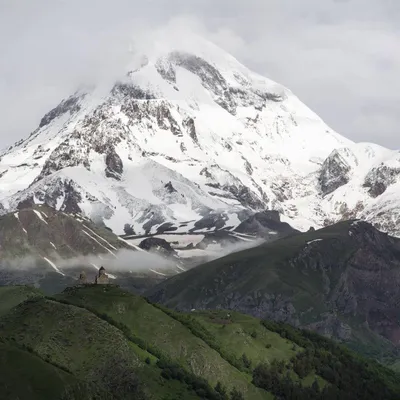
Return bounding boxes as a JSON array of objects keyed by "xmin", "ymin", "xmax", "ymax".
[
  {"xmin": 164, "ymin": 181, "xmax": 177, "ymax": 194},
  {"xmin": 319, "ymin": 150, "xmax": 351, "ymax": 195},
  {"xmin": 168, "ymin": 51, "xmax": 237, "ymax": 114},
  {"xmin": 138, "ymin": 237, "xmax": 177, "ymax": 257},
  {"xmin": 39, "ymin": 93, "xmax": 84, "ymax": 128},
  {"xmin": 307, "ymin": 317, "xmax": 352, "ymax": 341},
  {"xmin": 105, "ymin": 149, "xmax": 123, "ymax": 180},
  {"xmin": 364, "ymin": 163, "xmax": 400, "ymax": 198},
  {"xmin": 183, "ymin": 117, "xmax": 198, "ymax": 145},
  {"xmin": 201, "ymin": 165, "xmax": 266, "ymax": 210},
  {"xmin": 17, "ymin": 198, "xmax": 35, "ymax": 210},
  {"xmin": 235, "ymin": 210, "xmax": 298, "ymax": 237},
  {"xmin": 123, "ymin": 224, "xmax": 135, "ymax": 236},
  {"xmin": 111, "ymin": 82, "xmax": 156, "ymax": 100},
  {"xmin": 35, "ymin": 136, "xmax": 91, "ymax": 182}
]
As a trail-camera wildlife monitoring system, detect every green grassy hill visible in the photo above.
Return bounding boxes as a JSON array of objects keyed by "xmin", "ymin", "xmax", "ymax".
[
  {"xmin": 0, "ymin": 285, "xmax": 43, "ymax": 316},
  {"xmin": 0, "ymin": 285, "xmax": 399, "ymax": 400},
  {"xmin": 0, "ymin": 340, "xmax": 112, "ymax": 400},
  {"xmin": 55, "ymin": 285, "xmax": 268, "ymax": 399}
]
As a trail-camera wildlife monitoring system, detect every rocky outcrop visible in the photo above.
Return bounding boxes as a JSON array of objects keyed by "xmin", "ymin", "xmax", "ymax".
[
  {"xmin": 169, "ymin": 51, "xmax": 237, "ymax": 114},
  {"xmin": 235, "ymin": 210, "xmax": 298, "ymax": 237},
  {"xmin": 183, "ymin": 117, "xmax": 198, "ymax": 145},
  {"xmin": 105, "ymin": 149, "xmax": 123, "ymax": 180},
  {"xmin": 123, "ymin": 224, "xmax": 135, "ymax": 236},
  {"xmin": 319, "ymin": 150, "xmax": 351, "ymax": 195},
  {"xmin": 111, "ymin": 82, "xmax": 156, "ymax": 100},
  {"xmin": 364, "ymin": 163, "xmax": 400, "ymax": 197},
  {"xmin": 39, "ymin": 93, "xmax": 84, "ymax": 128},
  {"xmin": 164, "ymin": 181, "xmax": 177, "ymax": 194},
  {"xmin": 139, "ymin": 237, "xmax": 177, "ymax": 257}
]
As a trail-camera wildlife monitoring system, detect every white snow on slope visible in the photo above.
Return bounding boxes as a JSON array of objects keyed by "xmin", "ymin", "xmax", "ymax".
[
  {"xmin": 117, "ymin": 236, "xmax": 145, "ymax": 251},
  {"xmin": 150, "ymin": 269, "xmax": 167, "ymax": 277},
  {"xmin": 82, "ymin": 229, "xmax": 117, "ymax": 257},
  {"xmin": 306, "ymin": 239, "xmax": 323, "ymax": 245},
  {"xmin": 33, "ymin": 209, "xmax": 48, "ymax": 225},
  {"xmin": 0, "ymin": 32, "xmax": 399, "ymax": 237},
  {"xmin": 13, "ymin": 212, "xmax": 28, "ymax": 234},
  {"xmin": 83, "ymin": 225, "xmax": 118, "ymax": 250},
  {"xmin": 43, "ymin": 257, "xmax": 65, "ymax": 276}
]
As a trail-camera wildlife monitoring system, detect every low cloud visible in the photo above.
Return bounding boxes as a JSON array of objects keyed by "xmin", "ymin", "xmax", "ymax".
[
  {"xmin": 0, "ymin": 236, "xmax": 264, "ymax": 280},
  {"xmin": 0, "ymin": 248, "xmax": 174, "ymax": 278},
  {"xmin": 57, "ymin": 249, "xmax": 174, "ymax": 274}
]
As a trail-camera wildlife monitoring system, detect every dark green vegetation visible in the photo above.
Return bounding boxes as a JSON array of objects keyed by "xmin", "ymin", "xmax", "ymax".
[
  {"xmin": 0, "ymin": 285, "xmax": 399, "ymax": 399},
  {"xmin": 255, "ymin": 320, "xmax": 400, "ymax": 399},
  {"xmin": 147, "ymin": 220, "xmax": 400, "ymax": 366},
  {"xmin": 0, "ymin": 339, "xmax": 111, "ymax": 400}
]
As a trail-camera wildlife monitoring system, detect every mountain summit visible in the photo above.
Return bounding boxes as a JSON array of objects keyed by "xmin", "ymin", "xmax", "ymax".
[{"xmin": 0, "ymin": 36, "xmax": 399, "ymax": 236}]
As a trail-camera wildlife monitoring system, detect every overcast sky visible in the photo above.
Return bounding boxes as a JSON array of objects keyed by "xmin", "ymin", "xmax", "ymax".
[{"xmin": 1, "ymin": 0, "xmax": 399, "ymax": 150}]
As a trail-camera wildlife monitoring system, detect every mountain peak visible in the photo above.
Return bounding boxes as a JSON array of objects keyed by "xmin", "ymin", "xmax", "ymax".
[{"xmin": 0, "ymin": 38, "xmax": 399, "ymax": 237}]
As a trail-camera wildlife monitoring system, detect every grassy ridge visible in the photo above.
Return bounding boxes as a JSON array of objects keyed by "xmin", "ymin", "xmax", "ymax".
[
  {"xmin": 0, "ymin": 288, "xmax": 204, "ymax": 400},
  {"xmin": 0, "ymin": 339, "xmax": 112, "ymax": 400},
  {"xmin": 55, "ymin": 285, "xmax": 268, "ymax": 399},
  {"xmin": 0, "ymin": 285, "xmax": 43, "ymax": 316},
  {"xmin": 0, "ymin": 285, "xmax": 399, "ymax": 400}
]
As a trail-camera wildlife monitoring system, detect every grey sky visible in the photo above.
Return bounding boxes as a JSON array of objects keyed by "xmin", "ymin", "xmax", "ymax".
[{"xmin": 1, "ymin": 0, "xmax": 399, "ymax": 149}]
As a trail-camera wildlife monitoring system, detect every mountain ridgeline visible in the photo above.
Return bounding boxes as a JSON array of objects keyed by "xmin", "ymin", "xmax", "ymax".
[
  {"xmin": 0, "ymin": 36, "xmax": 400, "ymax": 238},
  {"xmin": 147, "ymin": 220, "xmax": 400, "ymax": 365},
  {"xmin": 0, "ymin": 285, "xmax": 399, "ymax": 400}
]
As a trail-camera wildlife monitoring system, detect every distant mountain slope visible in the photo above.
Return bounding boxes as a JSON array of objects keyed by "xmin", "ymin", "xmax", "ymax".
[
  {"xmin": 0, "ymin": 204, "xmax": 135, "ymax": 288},
  {"xmin": 0, "ymin": 33, "xmax": 398, "ymax": 237},
  {"xmin": 0, "ymin": 204, "xmax": 131, "ymax": 260},
  {"xmin": 0, "ymin": 285, "xmax": 399, "ymax": 400},
  {"xmin": 147, "ymin": 220, "xmax": 400, "ymax": 363}
]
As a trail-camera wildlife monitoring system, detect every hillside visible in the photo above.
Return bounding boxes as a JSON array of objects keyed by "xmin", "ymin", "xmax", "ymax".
[
  {"xmin": 0, "ymin": 285, "xmax": 398, "ymax": 399},
  {"xmin": 0, "ymin": 33, "xmax": 399, "ymax": 238},
  {"xmin": 0, "ymin": 340, "xmax": 111, "ymax": 400},
  {"xmin": 147, "ymin": 220, "xmax": 400, "ymax": 364},
  {"xmin": 0, "ymin": 204, "xmax": 131, "ymax": 260}
]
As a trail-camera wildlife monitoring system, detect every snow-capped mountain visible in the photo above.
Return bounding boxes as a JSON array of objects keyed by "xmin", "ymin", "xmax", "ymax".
[{"xmin": 0, "ymin": 36, "xmax": 399, "ymax": 236}]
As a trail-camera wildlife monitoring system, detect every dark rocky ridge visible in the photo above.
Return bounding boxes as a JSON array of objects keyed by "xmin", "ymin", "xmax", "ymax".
[
  {"xmin": 364, "ymin": 163, "xmax": 400, "ymax": 198},
  {"xmin": 147, "ymin": 220, "xmax": 400, "ymax": 360},
  {"xmin": 319, "ymin": 150, "xmax": 351, "ymax": 195},
  {"xmin": 235, "ymin": 210, "xmax": 298, "ymax": 238},
  {"xmin": 138, "ymin": 237, "xmax": 177, "ymax": 257},
  {"xmin": 39, "ymin": 93, "xmax": 84, "ymax": 128},
  {"xmin": 105, "ymin": 148, "xmax": 123, "ymax": 180}
]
